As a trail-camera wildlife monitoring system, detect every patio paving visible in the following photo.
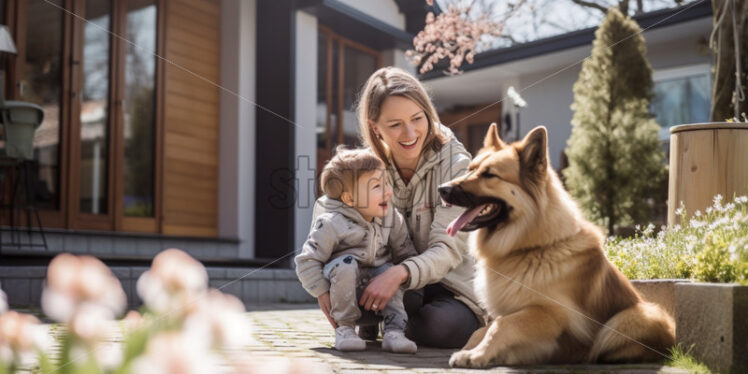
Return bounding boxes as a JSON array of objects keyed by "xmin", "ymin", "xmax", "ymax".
[
  {"xmin": 244, "ymin": 303, "xmax": 690, "ymax": 374},
  {"xmin": 15, "ymin": 303, "xmax": 690, "ymax": 373}
]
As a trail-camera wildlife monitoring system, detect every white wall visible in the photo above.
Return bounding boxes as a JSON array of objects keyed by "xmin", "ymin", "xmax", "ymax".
[
  {"xmin": 337, "ymin": 0, "xmax": 405, "ymax": 30},
  {"xmin": 294, "ymin": 11, "xmax": 319, "ymax": 255},
  {"xmin": 219, "ymin": 0, "xmax": 256, "ymax": 258},
  {"xmin": 517, "ymin": 65, "xmax": 581, "ymax": 169}
]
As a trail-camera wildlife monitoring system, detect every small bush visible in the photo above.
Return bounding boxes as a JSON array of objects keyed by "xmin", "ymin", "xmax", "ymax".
[{"xmin": 606, "ymin": 194, "xmax": 748, "ymax": 284}]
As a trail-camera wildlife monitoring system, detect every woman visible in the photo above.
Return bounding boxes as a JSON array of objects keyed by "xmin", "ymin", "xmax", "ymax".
[{"xmin": 354, "ymin": 66, "xmax": 484, "ymax": 348}]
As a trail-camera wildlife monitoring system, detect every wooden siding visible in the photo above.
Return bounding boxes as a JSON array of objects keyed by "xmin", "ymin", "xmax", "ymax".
[{"xmin": 162, "ymin": 0, "xmax": 220, "ymax": 237}]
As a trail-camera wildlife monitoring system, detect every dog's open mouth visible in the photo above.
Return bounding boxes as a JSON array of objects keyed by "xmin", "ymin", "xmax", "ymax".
[{"xmin": 446, "ymin": 199, "xmax": 508, "ymax": 237}]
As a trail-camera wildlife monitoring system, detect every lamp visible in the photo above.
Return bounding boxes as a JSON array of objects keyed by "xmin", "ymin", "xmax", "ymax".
[
  {"xmin": 0, "ymin": 25, "xmax": 17, "ymax": 54},
  {"xmin": 0, "ymin": 25, "xmax": 17, "ymax": 102}
]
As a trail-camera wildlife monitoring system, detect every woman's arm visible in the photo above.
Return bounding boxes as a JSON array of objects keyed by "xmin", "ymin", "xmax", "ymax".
[{"xmin": 399, "ymin": 152, "xmax": 471, "ymax": 290}]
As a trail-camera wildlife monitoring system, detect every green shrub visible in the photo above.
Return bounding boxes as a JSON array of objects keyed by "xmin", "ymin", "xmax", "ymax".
[{"xmin": 605, "ymin": 194, "xmax": 748, "ymax": 284}]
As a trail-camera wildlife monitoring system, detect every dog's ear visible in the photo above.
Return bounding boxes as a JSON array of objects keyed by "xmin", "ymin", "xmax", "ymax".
[
  {"xmin": 518, "ymin": 126, "xmax": 548, "ymax": 178},
  {"xmin": 483, "ymin": 122, "xmax": 506, "ymax": 150}
]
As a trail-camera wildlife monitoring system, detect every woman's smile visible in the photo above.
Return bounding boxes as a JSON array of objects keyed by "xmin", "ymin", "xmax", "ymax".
[{"xmin": 399, "ymin": 137, "xmax": 419, "ymax": 149}]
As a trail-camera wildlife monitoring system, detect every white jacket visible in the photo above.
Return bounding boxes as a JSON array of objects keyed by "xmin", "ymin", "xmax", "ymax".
[
  {"xmin": 296, "ymin": 196, "xmax": 418, "ymax": 298},
  {"xmin": 386, "ymin": 124, "xmax": 485, "ymax": 319}
]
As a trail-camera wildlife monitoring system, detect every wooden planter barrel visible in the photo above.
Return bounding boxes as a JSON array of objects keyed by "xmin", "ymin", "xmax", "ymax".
[{"xmin": 668, "ymin": 123, "xmax": 748, "ymax": 225}]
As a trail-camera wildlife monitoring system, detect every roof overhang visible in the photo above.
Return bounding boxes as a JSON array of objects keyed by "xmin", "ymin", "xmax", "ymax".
[
  {"xmin": 420, "ymin": 0, "xmax": 713, "ymax": 80},
  {"xmin": 299, "ymin": 0, "xmax": 414, "ymax": 49}
]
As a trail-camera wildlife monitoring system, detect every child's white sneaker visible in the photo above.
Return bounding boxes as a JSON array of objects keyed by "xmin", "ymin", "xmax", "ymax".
[
  {"xmin": 382, "ymin": 331, "xmax": 417, "ymax": 354},
  {"xmin": 335, "ymin": 326, "xmax": 366, "ymax": 351}
]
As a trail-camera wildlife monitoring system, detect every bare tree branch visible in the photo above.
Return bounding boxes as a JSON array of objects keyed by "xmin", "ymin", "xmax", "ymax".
[{"xmin": 570, "ymin": 0, "xmax": 608, "ymax": 14}]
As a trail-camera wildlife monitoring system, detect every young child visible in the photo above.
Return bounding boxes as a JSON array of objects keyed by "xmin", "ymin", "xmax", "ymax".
[{"xmin": 295, "ymin": 147, "xmax": 418, "ymax": 353}]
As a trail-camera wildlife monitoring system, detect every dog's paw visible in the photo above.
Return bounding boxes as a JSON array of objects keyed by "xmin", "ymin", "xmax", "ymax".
[{"xmin": 449, "ymin": 349, "xmax": 492, "ymax": 368}]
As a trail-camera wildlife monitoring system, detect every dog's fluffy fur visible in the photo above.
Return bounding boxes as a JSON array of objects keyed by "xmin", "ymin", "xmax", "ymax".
[{"xmin": 440, "ymin": 124, "xmax": 674, "ymax": 368}]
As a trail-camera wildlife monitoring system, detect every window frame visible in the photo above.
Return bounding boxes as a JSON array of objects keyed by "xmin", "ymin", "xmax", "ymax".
[
  {"xmin": 652, "ymin": 63, "xmax": 712, "ymax": 141},
  {"xmin": 3, "ymin": 0, "xmax": 164, "ymax": 233}
]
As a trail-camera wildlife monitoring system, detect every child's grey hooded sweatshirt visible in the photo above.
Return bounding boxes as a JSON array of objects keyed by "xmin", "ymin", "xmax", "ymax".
[{"xmin": 295, "ymin": 196, "xmax": 418, "ymax": 298}]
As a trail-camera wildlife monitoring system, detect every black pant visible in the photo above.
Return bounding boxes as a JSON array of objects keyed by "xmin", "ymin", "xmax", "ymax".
[{"xmin": 403, "ymin": 283, "xmax": 480, "ymax": 349}]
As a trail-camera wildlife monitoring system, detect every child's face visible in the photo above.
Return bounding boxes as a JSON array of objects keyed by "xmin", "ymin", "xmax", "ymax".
[{"xmin": 347, "ymin": 169, "xmax": 392, "ymax": 222}]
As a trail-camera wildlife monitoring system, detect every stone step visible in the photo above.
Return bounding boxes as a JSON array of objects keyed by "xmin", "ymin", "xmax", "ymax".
[{"xmin": 0, "ymin": 265, "xmax": 314, "ymax": 309}]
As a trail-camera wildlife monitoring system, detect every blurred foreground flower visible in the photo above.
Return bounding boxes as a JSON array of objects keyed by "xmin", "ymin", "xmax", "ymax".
[
  {"xmin": 0, "ymin": 285, "xmax": 7, "ymax": 314},
  {"xmin": 130, "ymin": 332, "xmax": 222, "ymax": 374},
  {"xmin": 137, "ymin": 248, "xmax": 208, "ymax": 315},
  {"xmin": 42, "ymin": 253, "xmax": 126, "ymax": 323},
  {"xmin": 183, "ymin": 289, "xmax": 252, "ymax": 349},
  {"xmin": 0, "ymin": 311, "xmax": 51, "ymax": 370}
]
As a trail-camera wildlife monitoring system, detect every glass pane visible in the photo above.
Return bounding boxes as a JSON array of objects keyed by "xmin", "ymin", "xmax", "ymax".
[
  {"xmin": 651, "ymin": 74, "xmax": 711, "ymax": 140},
  {"xmin": 329, "ymin": 41, "xmax": 339, "ymax": 153},
  {"xmin": 79, "ymin": 0, "xmax": 111, "ymax": 214},
  {"xmin": 316, "ymin": 33, "xmax": 327, "ymax": 152},
  {"xmin": 342, "ymin": 46, "xmax": 376, "ymax": 147},
  {"xmin": 123, "ymin": 0, "xmax": 157, "ymax": 217},
  {"xmin": 22, "ymin": 0, "xmax": 64, "ymax": 210}
]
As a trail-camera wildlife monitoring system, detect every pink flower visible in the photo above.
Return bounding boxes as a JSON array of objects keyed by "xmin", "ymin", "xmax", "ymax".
[
  {"xmin": 131, "ymin": 332, "xmax": 220, "ymax": 374},
  {"xmin": 0, "ymin": 286, "xmax": 7, "ymax": 314},
  {"xmin": 183, "ymin": 289, "xmax": 251, "ymax": 349},
  {"xmin": 0, "ymin": 311, "xmax": 50, "ymax": 365},
  {"xmin": 137, "ymin": 249, "xmax": 208, "ymax": 314},
  {"xmin": 42, "ymin": 254, "xmax": 126, "ymax": 323},
  {"xmin": 122, "ymin": 310, "xmax": 144, "ymax": 331}
]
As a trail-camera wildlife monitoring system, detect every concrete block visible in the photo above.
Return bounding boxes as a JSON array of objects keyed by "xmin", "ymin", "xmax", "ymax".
[
  {"xmin": 220, "ymin": 279, "xmax": 242, "ymax": 299},
  {"xmin": 29, "ymin": 279, "xmax": 44, "ymax": 306},
  {"xmin": 257, "ymin": 280, "xmax": 284, "ymax": 302},
  {"xmin": 89, "ymin": 235, "xmax": 115, "ymax": 255},
  {"xmin": 0, "ymin": 266, "xmax": 47, "ymax": 278},
  {"xmin": 274, "ymin": 268, "xmax": 298, "ymax": 280},
  {"xmin": 4, "ymin": 279, "xmax": 31, "ymax": 306},
  {"xmin": 217, "ymin": 242, "xmax": 238, "ymax": 258},
  {"xmin": 44, "ymin": 233, "xmax": 65, "ymax": 252},
  {"xmin": 285, "ymin": 280, "xmax": 314, "ymax": 303},
  {"xmin": 63, "ymin": 234, "xmax": 89, "ymax": 253},
  {"xmin": 113, "ymin": 238, "xmax": 137, "ymax": 257},
  {"xmin": 675, "ymin": 283, "xmax": 748, "ymax": 374},
  {"xmin": 242, "ymin": 280, "xmax": 259, "ymax": 304},
  {"xmin": 207, "ymin": 268, "xmax": 226, "ymax": 280},
  {"xmin": 136, "ymin": 238, "xmax": 162, "ymax": 257},
  {"xmin": 110, "ymin": 267, "xmax": 131, "ymax": 280},
  {"xmin": 225, "ymin": 268, "xmax": 251, "ymax": 281},
  {"xmin": 632, "ymin": 279, "xmax": 688, "ymax": 319}
]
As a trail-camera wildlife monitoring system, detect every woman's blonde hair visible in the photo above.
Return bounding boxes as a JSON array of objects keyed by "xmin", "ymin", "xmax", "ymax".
[
  {"xmin": 356, "ymin": 66, "xmax": 447, "ymax": 165},
  {"xmin": 320, "ymin": 146, "xmax": 384, "ymax": 200}
]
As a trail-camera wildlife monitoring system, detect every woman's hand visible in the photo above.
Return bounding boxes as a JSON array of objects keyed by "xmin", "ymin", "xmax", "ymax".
[
  {"xmin": 317, "ymin": 292, "xmax": 337, "ymax": 329},
  {"xmin": 359, "ymin": 265, "xmax": 409, "ymax": 312}
]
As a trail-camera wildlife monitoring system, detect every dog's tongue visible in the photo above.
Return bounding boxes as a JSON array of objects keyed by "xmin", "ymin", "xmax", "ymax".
[{"xmin": 447, "ymin": 204, "xmax": 488, "ymax": 237}]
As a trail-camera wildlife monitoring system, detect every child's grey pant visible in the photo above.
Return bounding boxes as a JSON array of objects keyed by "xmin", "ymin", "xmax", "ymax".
[{"xmin": 323, "ymin": 255, "xmax": 407, "ymax": 332}]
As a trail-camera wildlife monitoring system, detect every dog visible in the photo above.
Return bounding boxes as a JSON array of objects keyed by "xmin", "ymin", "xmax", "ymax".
[{"xmin": 439, "ymin": 124, "xmax": 675, "ymax": 368}]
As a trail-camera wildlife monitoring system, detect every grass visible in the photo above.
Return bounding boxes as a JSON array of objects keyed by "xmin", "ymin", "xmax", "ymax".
[
  {"xmin": 666, "ymin": 345, "xmax": 712, "ymax": 374},
  {"xmin": 605, "ymin": 194, "xmax": 748, "ymax": 284}
]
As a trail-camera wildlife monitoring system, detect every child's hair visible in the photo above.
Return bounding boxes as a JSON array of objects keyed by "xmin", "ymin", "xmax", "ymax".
[
  {"xmin": 356, "ymin": 66, "xmax": 448, "ymax": 164},
  {"xmin": 320, "ymin": 146, "xmax": 384, "ymax": 200}
]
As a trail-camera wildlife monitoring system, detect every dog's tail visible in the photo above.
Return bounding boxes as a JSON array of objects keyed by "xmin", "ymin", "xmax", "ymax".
[{"xmin": 588, "ymin": 302, "xmax": 675, "ymax": 363}]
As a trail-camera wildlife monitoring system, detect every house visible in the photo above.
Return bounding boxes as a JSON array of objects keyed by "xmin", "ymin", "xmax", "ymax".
[
  {"xmin": 0, "ymin": 0, "xmax": 714, "ymax": 307},
  {"xmin": 424, "ymin": 1, "xmax": 713, "ymax": 168},
  {"xmin": 0, "ymin": 0, "xmax": 424, "ymax": 307}
]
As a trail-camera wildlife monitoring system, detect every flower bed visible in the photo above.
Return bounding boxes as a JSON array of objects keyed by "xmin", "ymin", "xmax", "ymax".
[{"xmin": 606, "ymin": 194, "xmax": 748, "ymax": 284}]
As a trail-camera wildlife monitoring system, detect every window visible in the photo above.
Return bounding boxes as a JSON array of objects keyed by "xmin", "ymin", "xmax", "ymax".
[
  {"xmin": 651, "ymin": 64, "xmax": 711, "ymax": 141},
  {"xmin": 5, "ymin": 0, "xmax": 161, "ymax": 231},
  {"xmin": 316, "ymin": 26, "xmax": 381, "ymax": 179}
]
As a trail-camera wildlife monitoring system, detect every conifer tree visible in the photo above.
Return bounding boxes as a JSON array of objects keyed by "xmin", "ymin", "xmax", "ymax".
[{"xmin": 564, "ymin": 8, "xmax": 665, "ymax": 235}]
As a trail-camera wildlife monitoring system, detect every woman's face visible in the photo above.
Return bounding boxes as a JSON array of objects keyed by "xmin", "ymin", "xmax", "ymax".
[{"xmin": 370, "ymin": 96, "xmax": 429, "ymax": 169}]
